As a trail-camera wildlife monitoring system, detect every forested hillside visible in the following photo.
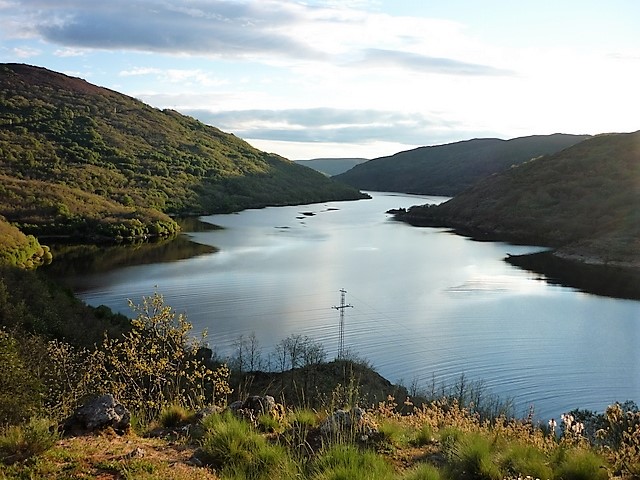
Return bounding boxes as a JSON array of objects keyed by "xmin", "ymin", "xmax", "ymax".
[
  {"xmin": 395, "ymin": 131, "xmax": 640, "ymax": 266},
  {"xmin": 334, "ymin": 134, "xmax": 590, "ymax": 195},
  {"xmin": 0, "ymin": 63, "xmax": 365, "ymax": 247}
]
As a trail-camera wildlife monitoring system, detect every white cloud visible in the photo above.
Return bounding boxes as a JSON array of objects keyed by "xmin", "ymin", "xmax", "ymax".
[
  {"xmin": 119, "ymin": 67, "xmax": 228, "ymax": 88},
  {"xmin": 54, "ymin": 47, "xmax": 86, "ymax": 57},
  {"xmin": 12, "ymin": 46, "xmax": 40, "ymax": 58}
]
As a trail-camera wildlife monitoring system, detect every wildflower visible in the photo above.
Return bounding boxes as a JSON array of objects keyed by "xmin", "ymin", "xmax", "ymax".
[{"xmin": 548, "ymin": 418, "xmax": 557, "ymax": 433}]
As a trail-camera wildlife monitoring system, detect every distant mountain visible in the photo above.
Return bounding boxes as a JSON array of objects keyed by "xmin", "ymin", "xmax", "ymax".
[
  {"xmin": 333, "ymin": 134, "xmax": 591, "ymax": 195},
  {"xmin": 295, "ymin": 158, "xmax": 368, "ymax": 176},
  {"xmin": 394, "ymin": 131, "xmax": 640, "ymax": 267},
  {"xmin": 0, "ymin": 63, "xmax": 366, "ymax": 247}
]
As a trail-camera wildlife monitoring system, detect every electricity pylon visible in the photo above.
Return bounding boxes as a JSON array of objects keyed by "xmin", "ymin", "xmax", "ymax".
[{"xmin": 332, "ymin": 288, "xmax": 353, "ymax": 359}]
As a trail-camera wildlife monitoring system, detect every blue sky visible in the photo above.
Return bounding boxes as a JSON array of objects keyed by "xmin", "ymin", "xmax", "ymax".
[{"xmin": 1, "ymin": 0, "xmax": 639, "ymax": 159}]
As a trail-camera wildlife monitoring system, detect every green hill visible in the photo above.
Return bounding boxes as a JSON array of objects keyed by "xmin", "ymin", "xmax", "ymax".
[
  {"xmin": 395, "ymin": 131, "xmax": 640, "ymax": 267},
  {"xmin": 0, "ymin": 63, "xmax": 366, "ymax": 245},
  {"xmin": 0, "ymin": 215, "xmax": 51, "ymax": 268},
  {"xmin": 334, "ymin": 134, "xmax": 590, "ymax": 195}
]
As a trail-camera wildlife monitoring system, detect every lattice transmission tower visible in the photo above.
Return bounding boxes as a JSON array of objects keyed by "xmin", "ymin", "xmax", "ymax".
[{"xmin": 332, "ymin": 288, "xmax": 353, "ymax": 359}]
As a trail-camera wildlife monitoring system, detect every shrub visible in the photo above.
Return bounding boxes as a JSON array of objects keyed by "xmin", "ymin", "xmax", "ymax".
[
  {"xmin": 92, "ymin": 293, "xmax": 232, "ymax": 420},
  {"xmin": 0, "ymin": 417, "xmax": 59, "ymax": 463},
  {"xmin": 0, "ymin": 329, "xmax": 43, "ymax": 424}
]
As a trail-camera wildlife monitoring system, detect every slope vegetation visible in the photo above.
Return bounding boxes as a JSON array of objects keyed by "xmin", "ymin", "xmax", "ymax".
[
  {"xmin": 0, "ymin": 63, "xmax": 365, "ymax": 245},
  {"xmin": 395, "ymin": 131, "xmax": 640, "ymax": 266},
  {"xmin": 334, "ymin": 134, "xmax": 590, "ymax": 195}
]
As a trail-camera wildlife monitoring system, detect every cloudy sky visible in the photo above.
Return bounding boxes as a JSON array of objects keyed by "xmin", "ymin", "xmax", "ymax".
[{"xmin": 1, "ymin": 1, "xmax": 639, "ymax": 159}]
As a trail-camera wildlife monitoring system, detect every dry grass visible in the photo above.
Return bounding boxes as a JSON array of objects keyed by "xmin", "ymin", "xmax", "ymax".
[{"xmin": 0, "ymin": 432, "xmax": 219, "ymax": 480}]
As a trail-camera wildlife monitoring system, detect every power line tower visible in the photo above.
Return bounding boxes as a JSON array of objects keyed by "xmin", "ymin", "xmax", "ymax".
[{"xmin": 332, "ymin": 288, "xmax": 353, "ymax": 359}]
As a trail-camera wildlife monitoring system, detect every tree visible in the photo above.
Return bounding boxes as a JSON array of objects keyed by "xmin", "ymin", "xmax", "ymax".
[
  {"xmin": 274, "ymin": 334, "xmax": 326, "ymax": 372},
  {"xmin": 230, "ymin": 332, "xmax": 264, "ymax": 372}
]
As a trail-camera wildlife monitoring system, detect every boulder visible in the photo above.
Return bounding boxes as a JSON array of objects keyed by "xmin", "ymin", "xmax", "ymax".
[
  {"xmin": 228, "ymin": 395, "xmax": 284, "ymax": 424},
  {"xmin": 320, "ymin": 407, "xmax": 365, "ymax": 435},
  {"xmin": 63, "ymin": 394, "xmax": 130, "ymax": 434}
]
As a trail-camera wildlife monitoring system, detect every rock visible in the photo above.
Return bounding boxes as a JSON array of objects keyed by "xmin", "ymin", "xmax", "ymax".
[
  {"xmin": 63, "ymin": 394, "xmax": 130, "ymax": 434},
  {"xmin": 320, "ymin": 407, "xmax": 365, "ymax": 435},
  {"xmin": 194, "ymin": 404, "xmax": 224, "ymax": 421},
  {"xmin": 227, "ymin": 395, "xmax": 284, "ymax": 424},
  {"xmin": 124, "ymin": 447, "xmax": 145, "ymax": 459}
]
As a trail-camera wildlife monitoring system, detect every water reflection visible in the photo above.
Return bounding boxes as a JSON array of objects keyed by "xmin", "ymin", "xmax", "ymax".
[
  {"xmin": 506, "ymin": 252, "xmax": 640, "ymax": 300},
  {"xmin": 47, "ymin": 192, "xmax": 640, "ymax": 421},
  {"xmin": 43, "ymin": 234, "xmax": 216, "ymax": 282}
]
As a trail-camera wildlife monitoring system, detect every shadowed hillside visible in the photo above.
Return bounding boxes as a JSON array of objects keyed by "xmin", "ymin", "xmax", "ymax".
[
  {"xmin": 395, "ymin": 131, "xmax": 640, "ymax": 267},
  {"xmin": 296, "ymin": 158, "xmax": 368, "ymax": 176},
  {"xmin": 0, "ymin": 63, "xmax": 366, "ymax": 245},
  {"xmin": 334, "ymin": 134, "xmax": 590, "ymax": 195}
]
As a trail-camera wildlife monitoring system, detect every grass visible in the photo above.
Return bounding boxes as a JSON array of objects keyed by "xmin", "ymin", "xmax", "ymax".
[
  {"xmin": 0, "ymin": 417, "xmax": 58, "ymax": 464},
  {"xmin": 0, "ymin": 432, "xmax": 219, "ymax": 480},
  {"xmin": 310, "ymin": 443, "xmax": 395, "ymax": 480},
  {"xmin": 198, "ymin": 412, "xmax": 298, "ymax": 479},
  {"xmin": 158, "ymin": 404, "xmax": 196, "ymax": 429},
  {"xmin": 2, "ymin": 395, "xmax": 636, "ymax": 479}
]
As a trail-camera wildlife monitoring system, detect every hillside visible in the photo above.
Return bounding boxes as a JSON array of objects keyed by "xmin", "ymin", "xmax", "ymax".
[
  {"xmin": 0, "ymin": 215, "xmax": 51, "ymax": 268},
  {"xmin": 0, "ymin": 63, "xmax": 366, "ymax": 245},
  {"xmin": 334, "ymin": 134, "xmax": 590, "ymax": 195},
  {"xmin": 295, "ymin": 157, "xmax": 368, "ymax": 176},
  {"xmin": 394, "ymin": 131, "xmax": 640, "ymax": 267}
]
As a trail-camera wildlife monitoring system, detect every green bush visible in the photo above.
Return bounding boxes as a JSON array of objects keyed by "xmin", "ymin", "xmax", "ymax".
[
  {"xmin": 0, "ymin": 330, "xmax": 43, "ymax": 424},
  {"xmin": 92, "ymin": 293, "xmax": 232, "ymax": 420}
]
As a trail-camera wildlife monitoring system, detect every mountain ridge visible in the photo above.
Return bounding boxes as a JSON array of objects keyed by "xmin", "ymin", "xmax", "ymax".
[{"xmin": 334, "ymin": 133, "xmax": 591, "ymax": 195}]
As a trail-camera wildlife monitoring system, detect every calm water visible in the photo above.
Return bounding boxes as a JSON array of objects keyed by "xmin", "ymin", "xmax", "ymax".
[{"xmin": 55, "ymin": 192, "xmax": 640, "ymax": 420}]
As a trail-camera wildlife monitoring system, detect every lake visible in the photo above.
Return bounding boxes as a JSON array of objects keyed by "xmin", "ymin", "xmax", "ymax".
[{"xmin": 51, "ymin": 192, "xmax": 640, "ymax": 421}]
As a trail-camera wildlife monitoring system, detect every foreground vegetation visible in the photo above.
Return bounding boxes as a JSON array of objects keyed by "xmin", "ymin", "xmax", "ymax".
[
  {"xmin": 2, "ymin": 386, "xmax": 640, "ymax": 479},
  {"xmin": 1, "ymin": 281, "xmax": 639, "ymax": 479}
]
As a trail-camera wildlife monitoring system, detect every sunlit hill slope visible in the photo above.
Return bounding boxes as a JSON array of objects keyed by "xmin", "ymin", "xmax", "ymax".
[{"xmin": 0, "ymin": 63, "xmax": 366, "ymax": 246}]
